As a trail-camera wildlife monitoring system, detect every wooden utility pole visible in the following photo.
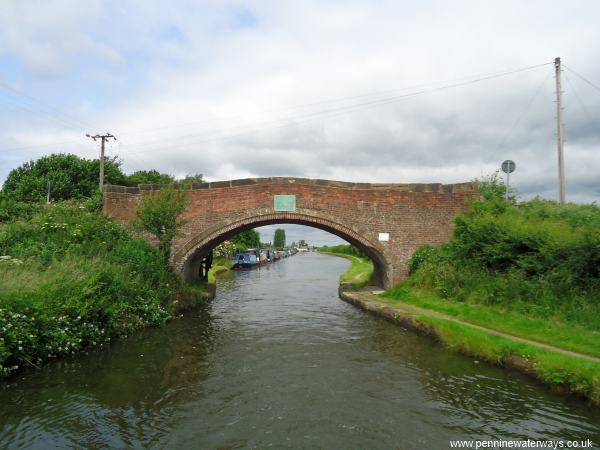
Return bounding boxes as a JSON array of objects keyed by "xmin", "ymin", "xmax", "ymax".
[
  {"xmin": 554, "ymin": 57, "xmax": 565, "ymax": 203},
  {"xmin": 86, "ymin": 133, "xmax": 117, "ymax": 191}
]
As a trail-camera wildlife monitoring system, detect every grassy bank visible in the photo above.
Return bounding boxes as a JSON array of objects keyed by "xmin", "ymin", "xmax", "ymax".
[
  {"xmin": 317, "ymin": 245, "xmax": 374, "ymax": 287},
  {"xmin": 382, "ymin": 285, "xmax": 600, "ymax": 358},
  {"xmin": 407, "ymin": 195, "xmax": 600, "ymax": 330},
  {"xmin": 372, "ymin": 180, "xmax": 600, "ymax": 403},
  {"xmin": 414, "ymin": 313, "xmax": 600, "ymax": 403},
  {"xmin": 208, "ymin": 257, "xmax": 234, "ymax": 283},
  {"xmin": 0, "ymin": 200, "xmax": 209, "ymax": 378},
  {"xmin": 340, "ymin": 288, "xmax": 600, "ymax": 403},
  {"xmin": 398, "ymin": 192, "xmax": 600, "ymax": 351}
]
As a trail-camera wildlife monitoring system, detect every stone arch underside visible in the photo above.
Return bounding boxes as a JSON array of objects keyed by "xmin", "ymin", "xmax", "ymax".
[{"xmin": 174, "ymin": 212, "xmax": 390, "ymax": 288}]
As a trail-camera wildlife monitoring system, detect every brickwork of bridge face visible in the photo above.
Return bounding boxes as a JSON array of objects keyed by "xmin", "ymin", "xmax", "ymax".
[{"xmin": 102, "ymin": 177, "xmax": 477, "ymax": 289}]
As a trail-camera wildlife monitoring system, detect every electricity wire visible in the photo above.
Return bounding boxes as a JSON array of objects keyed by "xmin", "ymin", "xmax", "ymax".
[
  {"xmin": 494, "ymin": 72, "xmax": 552, "ymax": 153},
  {"xmin": 115, "ymin": 61, "xmax": 552, "ymax": 138},
  {"xmin": 1, "ymin": 61, "xmax": 553, "ymax": 160},
  {"xmin": 0, "ymin": 79, "xmax": 93, "ymax": 130},
  {"xmin": 563, "ymin": 65, "xmax": 600, "ymax": 94},
  {"xmin": 564, "ymin": 71, "xmax": 595, "ymax": 123},
  {"xmin": 120, "ymin": 61, "xmax": 554, "ymax": 155}
]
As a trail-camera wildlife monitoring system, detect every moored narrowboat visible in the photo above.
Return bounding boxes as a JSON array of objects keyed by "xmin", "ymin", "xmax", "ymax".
[{"xmin": 233, "ymin": 249, "xmax": 260, "ymax": 269}]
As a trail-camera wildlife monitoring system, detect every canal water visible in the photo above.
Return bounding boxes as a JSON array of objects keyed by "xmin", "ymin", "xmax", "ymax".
[{"xmin": 1, "ymin": 253, "xmax": 599, "ymax": 449}]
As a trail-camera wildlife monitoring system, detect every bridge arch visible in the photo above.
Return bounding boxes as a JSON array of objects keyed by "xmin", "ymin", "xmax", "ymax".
[
  {"xmin": 103, "ymin": 177, "xmax": 476, "ymax": 289},
  {"xmin": 173, "ymin": 211, "xmax": 390, "ymax": 287}
]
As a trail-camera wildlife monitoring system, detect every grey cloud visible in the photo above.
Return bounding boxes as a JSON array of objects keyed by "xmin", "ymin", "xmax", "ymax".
[{"xmin": 2, "ymin": 1, "xmax": 600, "ymax": 205}]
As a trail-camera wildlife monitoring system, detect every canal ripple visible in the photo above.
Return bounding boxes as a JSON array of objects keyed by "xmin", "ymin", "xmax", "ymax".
[{"xmin": 1, "ymin": 252, "xmax": 599, "ymax": 449}]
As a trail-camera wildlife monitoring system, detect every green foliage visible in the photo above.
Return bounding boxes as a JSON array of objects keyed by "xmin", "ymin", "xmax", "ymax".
[
  {"xmin": 81, "ymin": 193, "xmax": 104, "ymax": 212},
  {"xmin": 407, "ymin": 244, "xmax": 436, "ymax": 275},
  {"xmin": 475, "ymin": 170, "xmax": 508, "ymax": 202},
  {"xmin": 127, "ymin": 170, "xmax": 175, "ymax": 186},
  {"xmin": 273, "ymin": 228, "xmax": 286, "ymax": 249},
  {"xmin": 405, "ymin": 179, "xmax": 600, "ymax": 329},
  {"xmin": 213, "ymin": 240, "xmax": 236, "ymax": 259},
  {"xmin": 0, "ymin": 202, "xmax": 186, "ymax": 377},
  {"xmin": 0, "ymin": 196, "xmax": 44, "ymax": 223},
  {"xmin": 175, "ymin": 173, "xmax": 204, "ymax": 189},
  {"xmin": 318, "ymin": 246, "xmax": 374, "ymax": 287},
  {"xmin": 133, "ymin": 188, "xmax": 189, "ymax": 263},
  {"xmin": 2, "ymin": 153, "xmax": 128, "ymax": 202},
  {"xmin": 320, "ymin": 244, "xmax": 366, "ymax": 258},
  {"xmin": 231, "ymin": 229, "xmax": 261, "ymax": 251}
]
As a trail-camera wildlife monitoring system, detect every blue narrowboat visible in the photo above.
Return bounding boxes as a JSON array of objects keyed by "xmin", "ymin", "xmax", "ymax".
[{"xmin": 233, "ymin": 249, "xmax": 260, "ymax": 269}]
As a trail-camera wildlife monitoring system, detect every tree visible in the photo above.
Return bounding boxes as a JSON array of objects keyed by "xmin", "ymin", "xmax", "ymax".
[
  {"xmin": 2, "ymin": 153, "xmax": 128, "ymax": 202},
  {"xmin": 133, "ymin": 187, "xmax": 189, "ymax": 264},
  {"xmin": 231, "ymin": 229, "xmax": 261, "ymax": 250},
  {"xmin": 273, "ymin": 228, "xmax": 286, "ymax": 249},
  {"xmin": 298, "ymin": 239, "xmax": 307, "ymax": 247},
  {"xmin": 127, "ymin": 170, "xmax": 175, "ymax": 186},
  {"xmin": 176, "ymin": 173, "xmax": 204, "ymax": 188}
]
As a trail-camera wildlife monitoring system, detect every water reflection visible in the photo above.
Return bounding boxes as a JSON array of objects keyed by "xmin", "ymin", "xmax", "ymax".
[
  {"xmin": 366, "ymin": 306, "xmax": 600, "ymax": 442},
  {"xmin": 1, "ymin": 253, "xmax": 599, "ymax": 449}
]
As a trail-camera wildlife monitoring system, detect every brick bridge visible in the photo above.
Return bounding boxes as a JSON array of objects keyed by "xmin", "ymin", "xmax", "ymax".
[{"xmin": 103, "ymin": 177, "xmax": 476, "ymax": 288}]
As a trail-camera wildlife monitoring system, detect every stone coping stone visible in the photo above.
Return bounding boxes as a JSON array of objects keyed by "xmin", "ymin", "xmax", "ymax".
[{"xmin": 103, "ymin": 177, "xmax": 476, "ymax": 194}]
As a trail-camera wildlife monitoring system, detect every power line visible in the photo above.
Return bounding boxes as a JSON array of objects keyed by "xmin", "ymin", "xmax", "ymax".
[
  {"xmin": 120, "ymin": 61, "xmax": 553, "ymax": 155},
  {"xmin": 0, "ymin": 79, "xmax": 93, "ymax": 130},
  {"xmin": 115, "ymin": 61, "xmax": 553, "ymax": 138},
  {"xmin": 563, "ymin": 65, "xmax": 600, "ymax": 94},
  {"xmin": 0, "ymin": 93, "xmax": 86, "ymax": 131},
  {"xmin": 2, "ymin": 60, "xmax": 553, "ymax": 161},
  {"xmin": 1, "ymin": 138, "xmax": 85, "ymax": 153},
  {"xmin": 494, "ymin": 71, "xmax": 552, "ymax": 153},
  {"xmin": 563, "ymin": 71, "xmax": 594, "ymax": 123}
]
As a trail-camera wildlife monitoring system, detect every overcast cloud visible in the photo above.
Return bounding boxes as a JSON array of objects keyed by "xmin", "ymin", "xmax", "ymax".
[{"xmin": 1, "ymin": 0, "xmax": 599, "ymax": 243}]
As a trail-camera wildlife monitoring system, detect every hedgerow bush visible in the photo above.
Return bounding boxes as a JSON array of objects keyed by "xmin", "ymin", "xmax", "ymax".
[
  {"xmin": 0, "ymin": 196, "xmax": 43, "ymax": 223},
  {"xmin": 320, "ymin": 244, "xmax": 366, "ymax": 258},
  {"xmin": 406, "ymin": 177, "xmax": 600, "ymax": 329},
  {"xmin": 0, "ymin": 202, "xmax": 183, "ymax": 377}
]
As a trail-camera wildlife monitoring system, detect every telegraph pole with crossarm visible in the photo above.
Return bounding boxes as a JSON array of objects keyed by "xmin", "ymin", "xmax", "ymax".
[{"xmin": 86, "ymin": 133, "xmax": 117, "ymax": 192}]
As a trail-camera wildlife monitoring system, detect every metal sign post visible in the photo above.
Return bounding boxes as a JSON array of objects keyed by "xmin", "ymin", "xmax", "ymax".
[{"xmin": 501, "ymin": 160, "xmax": 516, "ymax": 202}]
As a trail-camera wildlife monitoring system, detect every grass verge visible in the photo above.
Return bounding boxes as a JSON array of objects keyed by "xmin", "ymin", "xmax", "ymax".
[
  {"xmin": 414, "ymin": 314, "xmax": 600, "ymax": 404},
  {"xmin": 341, "ymin": 288, "xmax": 600, "ymax": 404},
  {"xmin": 208, "ymin": 257, "xmax": 234, "ymax": 283},
  {"xmin": 381, "ymin": 284, "xmax": 600, "ymax": 358},
  {"xmin": 317, "ymin": 249, "xmax": 374, "ymax": 287}
]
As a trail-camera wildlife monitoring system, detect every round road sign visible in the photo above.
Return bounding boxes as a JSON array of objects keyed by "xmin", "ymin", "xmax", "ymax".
[{"xmin": 501, "ymin": 160, "xmax": 516, "ymax": 174}]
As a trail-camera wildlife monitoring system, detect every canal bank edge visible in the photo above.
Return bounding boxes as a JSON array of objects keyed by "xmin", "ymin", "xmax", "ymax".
[
  {"xmin": 173, "ymin": 282, "xmax": 216, "ymax": 312},
  {"xmin": 316, "ymin": 249, "xmax": 374, "ymax": 287},
  {"xmin": 338, "ymin": 286, "xmax": 600, "ymax": 405}
]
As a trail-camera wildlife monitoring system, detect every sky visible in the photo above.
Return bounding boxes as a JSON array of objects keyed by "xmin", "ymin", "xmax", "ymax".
[{"xmin": 1, "ymin": 0, "xmax": 599, "ymax": 245}]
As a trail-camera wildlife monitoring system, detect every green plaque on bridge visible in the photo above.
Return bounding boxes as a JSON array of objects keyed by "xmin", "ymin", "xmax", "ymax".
[{"xmin": 274, "ymin": 195, "xmax": 296, "ymax": 212}]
